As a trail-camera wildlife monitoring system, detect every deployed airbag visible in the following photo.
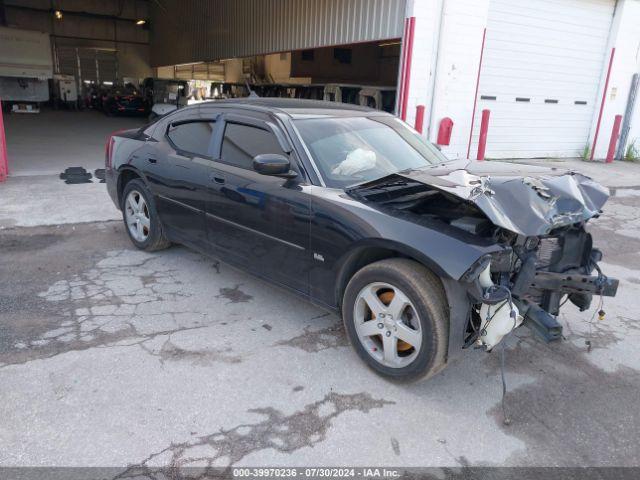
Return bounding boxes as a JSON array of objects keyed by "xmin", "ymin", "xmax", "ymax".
[{"xmin": 332, "ymin": 148, "xmax": 377, "ymax": 176}]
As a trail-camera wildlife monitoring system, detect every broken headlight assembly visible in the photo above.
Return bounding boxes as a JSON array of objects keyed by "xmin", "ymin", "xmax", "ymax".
[{"xmin": 462, "ymin": 226, "xmax": 619, "ymax": 349}]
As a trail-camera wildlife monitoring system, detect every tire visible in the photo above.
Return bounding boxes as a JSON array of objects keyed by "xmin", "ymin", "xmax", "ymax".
[
  {"xmin": 121, "ymin": 178, "xmax": 171, "ymax": 252},
  {"xmin": 342, "ymin": 258, "xmax": 449, "ymax": 381}
]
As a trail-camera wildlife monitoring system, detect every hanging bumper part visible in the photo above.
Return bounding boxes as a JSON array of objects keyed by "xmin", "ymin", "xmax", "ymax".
[{"xmin": 530, "ymin": 271, "xmax": 618, "ymax": 298}]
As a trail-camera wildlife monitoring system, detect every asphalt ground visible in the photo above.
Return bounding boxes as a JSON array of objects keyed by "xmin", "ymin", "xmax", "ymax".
[
  {"xmin": 1, "ymin": 185, "xmax": 639, "ymax": 471},
  {"xmin": 2, "ymin": 109, "xmax": 639, "ymax": 474}
]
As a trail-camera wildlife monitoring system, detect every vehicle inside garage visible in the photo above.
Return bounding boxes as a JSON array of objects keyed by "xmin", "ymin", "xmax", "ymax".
[
  {"xmin": 1, "ymin": 0, "xmax": 639, "ymax": 182},
  {"xmin": 0, "ymin": 0, "xmax": 404, "ymax": 179}
]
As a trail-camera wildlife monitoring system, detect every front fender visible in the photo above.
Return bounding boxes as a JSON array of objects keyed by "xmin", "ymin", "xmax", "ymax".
[
  {"xmin": 309, "ymin": 189, "xmax": 503, "ymax": 308},
  {"xmin": 337, "ymin": 237, "xmax": 460, "ymax": 281},
  {"xmin": 337, "ymin": 220, "xmax": 502, "ymax": 282}
]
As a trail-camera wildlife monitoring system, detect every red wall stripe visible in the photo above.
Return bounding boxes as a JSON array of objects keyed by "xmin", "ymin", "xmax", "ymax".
[
  {"xmin": 400, "ymin": 17, "xmax": 416, "ymax": 121},
  {"xmin": 466, "ymin": 28, "xmax": 487, "ymax": 159},
  {"xmin": 396, "ymin": 18, "xmax": 410, "ymax": 115},
  {"xmin": 0, "ymin": 98, "xmax": 7, "ymax": 182},
  {"xmin": 590, "ymin": 47, "xmax": 616, "ymax": 161}
]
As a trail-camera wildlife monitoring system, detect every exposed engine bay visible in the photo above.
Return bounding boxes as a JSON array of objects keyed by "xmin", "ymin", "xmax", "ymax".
[{"xmin": 347, "ymin": 162, "xmax": 619, "ymax": 350}]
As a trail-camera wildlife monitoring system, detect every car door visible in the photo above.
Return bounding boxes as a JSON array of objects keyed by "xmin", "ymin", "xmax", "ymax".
[
  {"xmin": 144, "ymin": 114, "xmax": 219, "ymax": 249},
  {"xmin": 205, "ymin": 114, "xmax": 311, "ymax": 295}
]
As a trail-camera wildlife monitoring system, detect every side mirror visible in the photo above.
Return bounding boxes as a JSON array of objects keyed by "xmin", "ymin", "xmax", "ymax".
[{"xmin": 253, "ymin": 154, "xmax": 297, "ymax": 179}]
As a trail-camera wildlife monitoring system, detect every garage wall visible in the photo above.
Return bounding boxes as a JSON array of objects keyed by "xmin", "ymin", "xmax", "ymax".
[
  {"xmin": 2, "ymin": 0, "xmax": 152, "ymax": 80},
  {"xmin": 290, "ymin": 43, "xmax": 400, "ymax": 85},
  {"xmin": 588, "ymin": 0, "xmax": 640, "ymax": 159},
  {"xmin": 395, "ymin": 0, "xmax": 454, "ymax": 131},
  {"xmin": 423, "ymin": 0, "xmax": 491, "ymax": 159},
  {"xmin": 150, "ymin": 0, "xmax": 406, "ymax": 67},
  {"xmin": 264, "ymin": 53, "xmax": 298, "ymax": 83},
  {"xmin": 407, "ymin": 0, "xmax": 640, "ymax": 161},
  {"xmin": 472, "ymin": 0, "xmax": 616, "ymax": 158}
]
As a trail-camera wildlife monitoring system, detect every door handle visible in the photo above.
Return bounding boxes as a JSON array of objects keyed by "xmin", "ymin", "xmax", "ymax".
[
  {"xmin": 147, "ymin": 157, "xmax": 158, "ymax": 164},
  {"xmin": 209, "ymin": 172, "xmax": 225, "ymax": 184}
]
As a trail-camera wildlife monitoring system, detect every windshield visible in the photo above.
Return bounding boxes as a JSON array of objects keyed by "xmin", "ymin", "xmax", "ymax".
[{"xmin": 294, "ymin": 116, "xmax": 448, "ymax": 188}]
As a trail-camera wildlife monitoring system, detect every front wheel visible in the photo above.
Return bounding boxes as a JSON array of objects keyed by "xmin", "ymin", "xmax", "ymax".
[
  {"xmin": 121, "ymin": 179, "xmax": 171, "ymax": 251},
  {"xmin": 342, "ymin": 258, "xmax": 449, "ymax": 381}
]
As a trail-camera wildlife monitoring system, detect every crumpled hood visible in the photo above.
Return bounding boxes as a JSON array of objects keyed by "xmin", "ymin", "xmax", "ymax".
[{"xmin": 362, "ymin": 160, "xmax": 610, "ymax": 236}]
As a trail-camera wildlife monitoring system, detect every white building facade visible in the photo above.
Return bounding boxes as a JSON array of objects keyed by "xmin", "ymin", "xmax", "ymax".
[{"xmin": 399, "ymin": 0, "xmax": 640, "ymax": 160}]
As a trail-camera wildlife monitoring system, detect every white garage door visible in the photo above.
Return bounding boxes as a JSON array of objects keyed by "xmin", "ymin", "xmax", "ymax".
[{"xmin": 474, "ymin": 0, "xmax": 615, "ymax": 158}]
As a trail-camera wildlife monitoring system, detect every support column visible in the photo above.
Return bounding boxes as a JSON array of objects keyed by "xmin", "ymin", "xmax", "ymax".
[
  {"xmin": 588, "ymin": 0, "xmax": 640, "ymax": 160},
  {"xmin": 395, "ymin": 0, "xmax": 440, "ymax": 128},
  {"xmin": 0, "ymin": 98, "xmax": 8, "ymax": 182}
]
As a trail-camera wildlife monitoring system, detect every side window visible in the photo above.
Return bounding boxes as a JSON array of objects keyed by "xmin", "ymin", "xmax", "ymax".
[
  {"xmin": 166, "ymin": 121, "xmax": 216, "ymax": 157},
  {"xmin": 221, "ymin": 122, "xmax": 285, "ymax": 170}
]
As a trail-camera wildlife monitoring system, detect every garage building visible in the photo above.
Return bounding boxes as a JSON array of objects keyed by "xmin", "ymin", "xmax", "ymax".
[
  {"xmin": 408, "ymin": 0, "xmax": 640, "ymax": 160},
  {"xmin": 1, "ymin": 0, "xmax": 640, "ymax": 182}
]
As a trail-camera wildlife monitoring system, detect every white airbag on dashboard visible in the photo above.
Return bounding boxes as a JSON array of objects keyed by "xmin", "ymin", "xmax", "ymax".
[{"xmin": 331, "ymin": 148, "xmax": 377, "ymax": 176}]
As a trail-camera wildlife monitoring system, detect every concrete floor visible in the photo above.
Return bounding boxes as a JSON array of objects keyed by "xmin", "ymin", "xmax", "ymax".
[
  {"xmin": 1, "ymin": 111, "xmax": 640, "ymax": 472},
  {"xmin": 3, "ymin": 108, "xmax": 144, "ymax": 176},
  {"xmin": 1, "ymin": 194, "xmax": 639, "ymax": 471},
  {"xmin": 0, "ymin": 109, "xmax": 142, "ymax": 230},
  {"xmin": 0, "ymin": 175, "xmax": 120, "ymax": 229}
]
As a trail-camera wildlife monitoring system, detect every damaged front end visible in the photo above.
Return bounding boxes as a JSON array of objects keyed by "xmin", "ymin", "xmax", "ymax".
[
  {"xmin": 463, "ymin": 225, "xmax": 618, "ymax": 349},
  {"xmin": 347, "ymin": 161, "xmax": 619, "ymax": 350}
]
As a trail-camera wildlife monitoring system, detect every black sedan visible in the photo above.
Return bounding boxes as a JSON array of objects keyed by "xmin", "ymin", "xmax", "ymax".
[{"xmin": 105, "ymin": 98, "xmax": 618, "ymax": 380}]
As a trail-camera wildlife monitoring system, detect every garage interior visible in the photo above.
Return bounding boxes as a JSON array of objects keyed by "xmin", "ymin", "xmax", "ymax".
[
  {"xmin": 0, "ymin": 0, "xmax": 405, "ymax": 179},
  {"xmin": 2, "ymin": 0, "xmax": 635, "ymax": 180}
]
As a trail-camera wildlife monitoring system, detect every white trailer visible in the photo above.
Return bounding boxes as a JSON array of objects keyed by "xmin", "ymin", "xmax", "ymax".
[{"xmin": 0, "ymin": 26, "xmax": 53, "ymax": 111}]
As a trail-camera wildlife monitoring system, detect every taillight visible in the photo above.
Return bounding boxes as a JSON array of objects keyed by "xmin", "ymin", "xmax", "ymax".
[
  {"xmin": 105, "ymin": 134, "xmax": 116, "ymax": 169},
  {"xmin": 105, "ymin": 130, "xmax": 125, "ymax": 169}
]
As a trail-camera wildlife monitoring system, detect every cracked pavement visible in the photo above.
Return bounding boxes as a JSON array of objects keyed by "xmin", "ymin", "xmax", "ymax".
[{"xmin": 1, "ymin": 180, "xmax": 640, "ymax": 471}]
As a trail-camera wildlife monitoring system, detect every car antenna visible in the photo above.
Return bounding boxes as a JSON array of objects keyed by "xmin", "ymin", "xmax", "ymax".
[{"xmin": 246, "ymin": 80, "xmax": 260, "ymax": 98}]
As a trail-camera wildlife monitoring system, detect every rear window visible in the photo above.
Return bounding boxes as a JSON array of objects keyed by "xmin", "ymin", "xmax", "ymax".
[{"xmin": 166, "ymin": 121, "xmax": 216, "ymax": 157}]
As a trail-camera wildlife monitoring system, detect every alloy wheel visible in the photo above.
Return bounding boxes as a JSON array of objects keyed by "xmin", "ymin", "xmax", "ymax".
[
  {"xmin": 124, "ymin": 190, "xmax": 151, "ymax": 242},
  {"xmin": 353, "ymin": 282, "xmax": 422, "ymax": 368}
]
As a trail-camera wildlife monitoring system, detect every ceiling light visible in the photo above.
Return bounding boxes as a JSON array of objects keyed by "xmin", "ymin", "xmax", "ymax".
[
  {"xmin": 136, "ymin": 19, "xmax": 146, "ymax": 25},
  {"xmin": 54, "ymin": 10, "xmax": 63, "ymax": 20}
]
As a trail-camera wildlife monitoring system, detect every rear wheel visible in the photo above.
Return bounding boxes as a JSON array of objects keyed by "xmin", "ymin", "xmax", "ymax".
[
  {"xmin": 121, "ymin": 179, "xmax": 170, "ymax": 251},
  {"xmin": 342, "ymin": 258, "xmax": 449, "ymax": 381}
]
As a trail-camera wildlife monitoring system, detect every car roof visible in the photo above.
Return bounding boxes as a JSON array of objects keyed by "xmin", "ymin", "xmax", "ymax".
[{"xmin": 197, "ymin": 97, "xmax": 388, "ymax": 119}]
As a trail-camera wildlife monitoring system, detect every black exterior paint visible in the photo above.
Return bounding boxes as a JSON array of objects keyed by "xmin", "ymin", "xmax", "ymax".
[
  {"xmin": 106, "ymin": 101, "xmax": 498, "ymax": 299},
  {"xmin": 105, "ymin": 98, "xmax": 615, "ymax": 356}
]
